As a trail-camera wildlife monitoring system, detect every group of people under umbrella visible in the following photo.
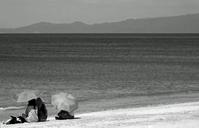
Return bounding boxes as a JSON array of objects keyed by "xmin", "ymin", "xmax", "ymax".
[{"xmin": 4, "ymin": 91, "xmax": 78, "ymax": 125}]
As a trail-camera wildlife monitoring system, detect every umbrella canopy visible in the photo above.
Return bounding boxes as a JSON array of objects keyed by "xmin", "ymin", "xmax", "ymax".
[
  {"xmin": 17, "ymin": 90, "xmax": 38, "ymax": 103},
  {"xmin": 51, "ymin": 92, "xmax": 78, "ymax": 114}
]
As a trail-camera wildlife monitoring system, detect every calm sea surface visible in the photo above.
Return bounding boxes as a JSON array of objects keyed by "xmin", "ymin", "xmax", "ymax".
[{"xmin": 0, "ymin": 34, "xmax": 199, "ymax": 108}]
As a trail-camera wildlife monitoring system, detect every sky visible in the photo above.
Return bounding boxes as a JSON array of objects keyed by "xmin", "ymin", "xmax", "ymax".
[{"xmin": 0, "ymin": 0, "xmax": 199, "ymax": 28}]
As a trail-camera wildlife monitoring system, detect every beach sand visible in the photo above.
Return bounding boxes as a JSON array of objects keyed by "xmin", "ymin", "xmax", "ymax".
[
  {"xmin": 1, "ymin": 92, "xmax": 199, "ymax": 128},
  {"xmin": 1, "ymin": 101, "xmax": 199, "ymax": 128}
]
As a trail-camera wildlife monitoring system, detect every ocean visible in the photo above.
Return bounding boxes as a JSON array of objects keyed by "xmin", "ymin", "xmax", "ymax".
[{"xmin": 0, "ymin": 33, "xmax": 199, "ymax": 109}]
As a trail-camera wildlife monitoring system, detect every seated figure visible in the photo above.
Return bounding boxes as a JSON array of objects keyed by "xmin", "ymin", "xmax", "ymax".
[{"xmin": 4, "ymin": 97, "xmax": 48, "ymax": 125}]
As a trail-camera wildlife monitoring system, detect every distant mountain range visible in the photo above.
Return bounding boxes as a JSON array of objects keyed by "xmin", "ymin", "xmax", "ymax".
[{"xmin": 1, "ymin": 13, "xmax": 199, "ymax": 33}]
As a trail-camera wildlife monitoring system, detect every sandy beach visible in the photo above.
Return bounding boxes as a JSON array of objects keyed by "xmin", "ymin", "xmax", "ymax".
[{"xmin": 2, "ymin": 101, "xmax": 199, "ymax": 128}]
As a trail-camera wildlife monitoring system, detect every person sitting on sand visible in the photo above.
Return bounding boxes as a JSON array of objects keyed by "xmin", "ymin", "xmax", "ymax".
[
  {"xmin": 22, "ymin": 98, "xmax": 48, "ymax": 122},
  {"xmin": 4, "ymin": 98, "xmax": 48, "ymax": 125},
  {"xmin": 21, "ymin": 98, "xmax": 38, "ymax": 122}
]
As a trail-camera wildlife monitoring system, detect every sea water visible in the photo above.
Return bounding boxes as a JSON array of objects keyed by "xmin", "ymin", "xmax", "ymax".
[{"xmin": 0, "ymin": 33, "xmax": 199, "ymax": 109}]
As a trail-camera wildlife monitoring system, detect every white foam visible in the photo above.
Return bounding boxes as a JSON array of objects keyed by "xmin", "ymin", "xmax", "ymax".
[{"xmin": 0, "ymin": 106, "xmax": 24, "ymax": 111}]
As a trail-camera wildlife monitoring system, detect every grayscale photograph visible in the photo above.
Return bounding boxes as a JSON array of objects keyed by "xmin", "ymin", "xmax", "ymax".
[{"xmin": 0, "ymin": 0, "xmax": 199, "ymax": 128}]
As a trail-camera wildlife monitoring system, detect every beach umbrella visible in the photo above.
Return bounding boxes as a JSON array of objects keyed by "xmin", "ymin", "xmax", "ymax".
[
  {"xmin": 17, "ymin": 90, "xmax": 38, "ymax": 103},
  {"xmin": 51, "ymin": 92, "xmax": 78, "ymax": 114}
]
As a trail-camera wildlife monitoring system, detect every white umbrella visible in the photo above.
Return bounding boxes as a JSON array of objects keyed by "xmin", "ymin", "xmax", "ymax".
[
  {"xmin": 51, "ymin": 92, "xmax": 78, "ymax": 114},
  {"xmin": 17, "ymin": 90, "xmax": 38, "ymax": 103}
]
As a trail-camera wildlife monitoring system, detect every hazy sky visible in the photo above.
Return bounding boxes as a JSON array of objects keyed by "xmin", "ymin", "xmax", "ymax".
[{"xmin": 0, "ymin": 0, "xmax": 199, "ymax": 28}]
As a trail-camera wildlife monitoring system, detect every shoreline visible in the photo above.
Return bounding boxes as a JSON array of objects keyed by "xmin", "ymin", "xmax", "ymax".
[
  {"xmin": 1, "ymin": 92, "xmax": 199, "ymax": 122},
  {"xmin": 2, "ymin": 101, "xmax": 199, "ymax": 128}
]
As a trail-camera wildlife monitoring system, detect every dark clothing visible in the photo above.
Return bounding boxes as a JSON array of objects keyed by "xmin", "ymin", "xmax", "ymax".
[
  {"xmin": 36, "ymin": 98, "xmax": 48, "ymax": 122},
  {"xmin": 27, "ymin": 99, "xmax": 37, "ymax": 109}
]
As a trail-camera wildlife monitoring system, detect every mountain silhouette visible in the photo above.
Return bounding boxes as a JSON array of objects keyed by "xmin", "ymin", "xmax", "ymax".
[{"xmin": 1, "ymin": 14, "xmax": 199, "ymax": 33}]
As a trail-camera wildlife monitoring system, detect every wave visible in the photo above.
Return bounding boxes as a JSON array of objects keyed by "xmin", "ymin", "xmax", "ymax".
[{"xmin": 0, "ymin": 106, "xmax": 25, "ymax": 111}]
